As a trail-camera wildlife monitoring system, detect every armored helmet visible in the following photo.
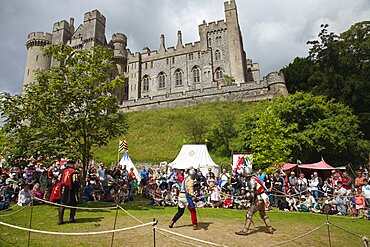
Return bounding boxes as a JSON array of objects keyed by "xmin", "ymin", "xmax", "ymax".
[
  {"xmin": 243, "ymin": 166, "xmax": 254, "ymax": 177},
  {"xmin": 188, "ymin": 169, "xmax": 197, "ymax": 180}
]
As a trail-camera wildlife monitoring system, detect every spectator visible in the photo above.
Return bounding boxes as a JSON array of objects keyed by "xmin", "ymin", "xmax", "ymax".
[
  {"xmin": 18, "ymin": 184, "xmax": 32, "ymax": 206},
  {"xmin": 309, "ymin": 172, "xmax": 320, "ymax": 201},
  {"xmin": 31, "ymin": 183, "xmax": 43, "ymax": 200},
  {"xmin": 223, "ymin": 190, "xmax": 233, "ymax": 208},
  {"xmin": 210, "ymin": 186, "xmax": 222, "ymax": 208},
  {"xmin": 297, "ymin": 173, "xmax": 308, "ymax": 195},
  {"xmin": 355, "ymin": 171, "xmax": 366, "ymax": 189},
  {"xmin": 322, "ymin": 178, "xmax": 333, "ymax": 196},
  {"xmin": 287, "ymin": 172, "xmax": 298, "ymax": 195},
  {"xmin": 257, "ymin": 169, "xmax": 266, "ymax": 183},
  {"xmin": 341, "ymin": 171, "xmax": 353, "ymax": 192},
  {"xmin": 362, "ymin": 179, "xmax": 370, "ymax": 208},
  {"xmin": 331, "ymin": 192, "xmax": 347, "ymax": 215},
  {"xmin": 353, "ymin": 190, "xmax": 366, "ymax": 218},
  {"xmin": 220, "ymin": 169, "xmax": 230, "ymax": 191},
  {"xmin": 273, "ymin": 172, "xmax": 284, "ymax": 207}
]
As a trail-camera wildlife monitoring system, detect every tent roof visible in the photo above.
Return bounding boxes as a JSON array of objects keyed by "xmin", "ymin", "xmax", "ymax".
[
  {"xmin": 119, "ymin": 152, "xmax": 141, "ymax": 182},
  {"xmin": 283, "ymin": 163, "xmax": 297, "ymax": 170},
  {"xmin": 169, "ymin": 144, "xmax": 219, "ymax": 170},
  {"xmin": 299, "ymin": 160, "xmax": 334, "ymax": 170}
]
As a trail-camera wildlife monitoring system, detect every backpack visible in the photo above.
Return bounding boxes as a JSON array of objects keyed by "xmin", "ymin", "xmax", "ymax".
[{"xmin": 0, "ymin": 201, "xmax": 10, "ymax": 211}]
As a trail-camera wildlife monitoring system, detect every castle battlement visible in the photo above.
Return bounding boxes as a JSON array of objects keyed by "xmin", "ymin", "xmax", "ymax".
[
  {"xmin": 27, "ymin": 32, "xmax": 52, "ymax": 41},
  {"xmin": 224, "ymin": 0, "xmax": 236, "ymax": 11},
  {"xmin": 53, "ymin": 20, "xmax": 72, "ymax": 32},
  {"xmin": 112, "ymin": 33, "xmax": 127, "ymax": 44},
  {"xmin": 83, "ymin": 9, "xmax": 106, "ymax": 24}
]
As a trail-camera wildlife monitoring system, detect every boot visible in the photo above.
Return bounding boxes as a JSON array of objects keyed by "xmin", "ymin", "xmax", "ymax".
[
  {"xmin": 264, "ymin": 218, "xmax": 273, "ymax": 234},
  {"xmin": 235, "ymin": 219, "xmax": 251, "ymax": 235},
  {"xmin": 169, "ymin": 221, "xmax": 175, "ymax": 228},
  {"xmin": 58, "ymin": 207, "xmax": 65, "ymax": 225},
  {"xmin": 69, "ymin": 208, "xmax": 76, "ymax": 223},
  {"xmin": 192, "ymin": 224, "xmax": 199, "ymax": 230}
]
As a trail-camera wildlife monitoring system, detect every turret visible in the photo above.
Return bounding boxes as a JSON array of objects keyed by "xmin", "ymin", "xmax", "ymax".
[
  {"xmin": 23, "ymin": 32, "xmax": 52, "ymax": 87},
  {"xmin": 83, "ymin": 10, "xmax": 106, "ymax": 49},
  {"xmin": 52, "ymin": 18, "xmax": 74, "ymax": 45},
  {"xmin": 111, "ymin": 33, "xmax": 128, "ymax": 64},
  {"xmin": 224, "ymin": 0, "xmax": 247, "ymax": 85},
  {"xmin": 176, "ymin": 30, "xmax": 184, "ymax": 50},
  {"xmin": 159, "ymin": 34, "xmax": 166, "ymax": 53}
]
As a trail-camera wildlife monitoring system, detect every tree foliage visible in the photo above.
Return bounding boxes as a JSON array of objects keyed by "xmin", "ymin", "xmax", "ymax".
[
  {"xmin": 281, "ymin": 21, "xmax": 370, "ymax": 139},
  {"xmin": 234, "ymin": 92, "xmax": 368, "ymax": 170},
  {"xmin": 0, "ymin": 44, "xmax": 128, "ymax": 182}
]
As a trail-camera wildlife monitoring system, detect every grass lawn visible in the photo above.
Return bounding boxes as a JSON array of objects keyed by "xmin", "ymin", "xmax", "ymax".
[{"xmin": 0, "ymin": 197, "xmax": 369, "ymax": 247}]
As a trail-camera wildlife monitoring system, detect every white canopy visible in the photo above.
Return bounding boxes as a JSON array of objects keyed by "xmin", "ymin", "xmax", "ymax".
[
  {"xmin": 119, "ymin": 152, "xmax": 141, "ymax": 182},
  {"xmin": 169, "ymin": 144, "xmax": 219, "ymax": 176}
]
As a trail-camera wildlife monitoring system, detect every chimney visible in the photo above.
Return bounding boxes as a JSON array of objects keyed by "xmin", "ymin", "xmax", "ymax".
[{"xmin": 176, "ymin": 30, "xmax": 183, "ymax": 49}]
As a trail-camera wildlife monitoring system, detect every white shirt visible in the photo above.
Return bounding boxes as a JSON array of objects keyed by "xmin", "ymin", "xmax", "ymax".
[{"xmin": 362, "ymin": 184, "xmax": 370, "ymax": 199}]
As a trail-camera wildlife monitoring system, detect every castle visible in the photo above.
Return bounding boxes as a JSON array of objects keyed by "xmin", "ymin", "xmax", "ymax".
[{"xmin": 23, "ymin": 1, "xmax": 288, "ymax": 112}]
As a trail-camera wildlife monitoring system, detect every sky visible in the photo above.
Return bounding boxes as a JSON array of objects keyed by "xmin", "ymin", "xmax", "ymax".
[{"xmin": 0, "ymin": 0, "xmax": 369, "ymax": 95}]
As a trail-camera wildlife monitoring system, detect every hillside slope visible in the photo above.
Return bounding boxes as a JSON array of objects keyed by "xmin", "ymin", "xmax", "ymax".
[{"xmin": 92, "ymin": 101, "xmax": 256, "ymax": 166}]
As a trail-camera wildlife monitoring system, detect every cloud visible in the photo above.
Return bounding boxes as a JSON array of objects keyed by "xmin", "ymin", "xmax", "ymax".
[{"xmin": 0, "ymin": 0, "xmax": 369, "ymax": 94}]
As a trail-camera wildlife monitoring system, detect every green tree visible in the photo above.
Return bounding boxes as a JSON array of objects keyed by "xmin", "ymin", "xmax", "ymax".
[
  {"xmin": 281, "ymin": 21, "xmax": 370, "ymax": 139},
  {"xmin": 235, "ymin": 92, "xmax": 368, "ymax": 169},
  {"xmin": 0, "ymin": 44, "xmax": 128, "ymax": 183},
  {"xmin": 207, "ymin": 112, "xmax": 237, "ymax": 157}
]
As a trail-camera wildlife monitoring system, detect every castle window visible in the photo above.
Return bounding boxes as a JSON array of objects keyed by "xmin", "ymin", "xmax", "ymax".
[
  {"xmin": 143, "ymin": 76, "xmax": 150, "ymax": 92},
  {"xmin": 158, "ymin": 72, "xmax": 166, "ymax": 89},
  {"xmin": 189, "ymin": 53, "xmax": 193, "ymax": 60},
  {"xmin": 151, "ymin": 62, "xmax": 154, "ymax": 68},
  {"xmin": 208, "ymin": 38, "xmax": 212, "ymax": 47},
  {"xmin": 175, "ymin": 69, "xmax": 183, "ymax": 86},
  {"xmin": 192, "ymin": 66, "xmax": 201, "ymax": 83},
  {"xmin": 172, "ymin": 57, "xmax": 175, "ymax": 64},
  {"xmin": 215, "ymin": 67, "xmax": 224, "ymax": 80},
  {"xmin": 166, "ymin": 58, "xmax": 169, "ymax": 65},
  {"xmin": 27, "ymin": 69, "xmax": 30, "ymax": 76},
  {"xmin": 36, "ymin": 55, "xmax": 39, "ymax": 62},
  {"xmin": 215, "ymin": 50, "xmax": 221, "ymax": 61},
  {"xmin": 198, "ymin": 52, "xmax": 201, "ymax": 59},
  {"xmin": 144, "ymin": 63, "xmax": 147, "ymax": 69}
]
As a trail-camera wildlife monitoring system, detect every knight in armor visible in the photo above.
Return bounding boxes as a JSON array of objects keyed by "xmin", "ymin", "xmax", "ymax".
[
  {"xmin": 235, "ymin": 166, "xmax": 273, "ymax": 235},
  {"xmin": 169, "ymin": 169, "xmax": 199, "ymax": 230},
  {"xmin": 58, "ymin": 160, "xmax": 80, "ymax": 225}
]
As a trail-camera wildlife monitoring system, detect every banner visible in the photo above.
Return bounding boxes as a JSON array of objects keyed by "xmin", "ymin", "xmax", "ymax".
[{"xmin": 232, "ymin": 153, "xmax": 253, "ymax": 172}]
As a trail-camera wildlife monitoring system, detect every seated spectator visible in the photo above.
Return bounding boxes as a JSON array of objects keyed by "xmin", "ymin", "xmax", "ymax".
[
  {"xmin": 286, "ymin": 193, "xmax": 298, "ymax": 211},
  {"xmin": 152, "ymin": 187, "xmax": 163, "ymax": 206},
  {"xmin": 305, "ymin": 191, "xmax": 316, "ymax": 210},
  {"xmin": 223, "ymin": 190, "xmax": 233, "ymax": 209},
  {"xmin": 163, "ymin": 189, "xmax": 175, "ymax": 206},
  {"xmin": 298, "ymin": 195, "xmax": 310, "ymax": 212},
  {"xmin": 331, "ymin": 192, "xmax": 347, "ymax": 215},
  {"xmin": 31, "ymin": 183, "xmax": 43, "ymax": 200},
  {"xmin": 18, "ymin": 185, "xmax": 32, "ymax": 206},
  {"xmin": 312, "ymin": 198, "xmax": 324, "ymax": 213},
  {"xmin": 210, "ymin": 186, "xmax": 222, "ymax": 208}
]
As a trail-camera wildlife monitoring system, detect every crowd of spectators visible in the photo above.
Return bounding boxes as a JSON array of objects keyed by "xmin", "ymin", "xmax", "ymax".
[
  {"xmin": 1, "ymin": 158, "xmax": 369, "ymax": 221},
  {"xmin": 142, "ymin": 165, "xmax": 370, "ymax": 220}
]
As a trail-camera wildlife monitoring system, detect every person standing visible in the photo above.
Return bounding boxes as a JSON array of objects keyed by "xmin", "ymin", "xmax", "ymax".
[
  {"xmin": 235, "ymin": 166, "xmax": 273, "ymax": 235},
  {"xmin": 58, "ymin": 160, "xmax": 80, "ymax": 225},
  {"xmin": 169, "ymin": 169, "xmax": 198, "ymax": 230}
]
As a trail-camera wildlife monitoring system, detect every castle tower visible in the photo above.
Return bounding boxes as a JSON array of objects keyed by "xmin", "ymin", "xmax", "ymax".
[
  {"xmin": 23, "ymin": 32, "xmax": 52, "ymax": 87},
  {"xmin": 52, "ymin": 18, "xmax": 74, "ymax": 45},
  {"xmin": 83, "ymin": 10, "xmax": 106, "ymax": 49},
  {"xmin": 111, "ymin": 33, "xmax": 128, "ymax": 101},
  {"xmin": 224, "ymin": 0, "xmax": 247, "ymax": 85}
]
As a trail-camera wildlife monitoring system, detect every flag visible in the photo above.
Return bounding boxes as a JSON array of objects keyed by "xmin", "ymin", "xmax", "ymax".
[{"xmin": 119, "ymin": 140, "xmax": 128, "ymax": 153}]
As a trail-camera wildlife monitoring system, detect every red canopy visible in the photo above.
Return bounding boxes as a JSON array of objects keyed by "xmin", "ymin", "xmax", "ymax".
[
  {"xmin": 299, "ymin": 160, "xmax": 334, "ymax": 170},
  {"xmin": 283, "ymin": 163, "xmax": 297, "ymax": 170}
]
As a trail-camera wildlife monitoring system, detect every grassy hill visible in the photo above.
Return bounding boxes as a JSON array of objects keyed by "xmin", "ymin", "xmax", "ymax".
[{"xmin": 92, "ymin": 101, "xmax": 257, "ymax": 166}]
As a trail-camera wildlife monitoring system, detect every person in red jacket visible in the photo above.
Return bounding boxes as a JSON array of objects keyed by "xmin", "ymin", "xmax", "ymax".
[{"xmin": 58, "ymin": 160, "xmax": 80, "ymax": 225}]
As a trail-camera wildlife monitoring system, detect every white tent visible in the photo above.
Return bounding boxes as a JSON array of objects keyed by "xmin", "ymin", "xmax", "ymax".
[
  {"xmin": 119, "ymin": 152, "xmax": 141, "ymax": 182},
  {"xmin": 169, "ymin": 144, "xmax": 219, "ymax": 176}
]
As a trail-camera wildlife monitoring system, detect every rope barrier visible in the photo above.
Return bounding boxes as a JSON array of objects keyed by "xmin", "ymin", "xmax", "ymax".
[
  {"xmin": 0, "ymin": 220, "xmax": 155, "ymax": 235},
  {"xmin": 0, "ymin": 202, "xmax": 32, "ymax": 218},
  {"xmin": 34, "ymin": 197, "xmax": 117, "ymax": 210},
  {"xmin": 269, "ymin": 223, "xmax": 327, "ymax": 247},
  {"xmin": 328, "ymin": 221, "xmax": 364, "ymax": 239},
  {"xmin": 155, "ymin": 227, "xmax": 228, "ymax": 247},
  {"xmin": 117, "ymin": 205, "xmax": 143, "ymax": 224}
]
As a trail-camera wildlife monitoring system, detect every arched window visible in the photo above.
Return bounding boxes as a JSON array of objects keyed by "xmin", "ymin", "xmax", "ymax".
[
  {"xmin": 174, "ymin": 69, "xmax": 183, "ymax": 86},
  {"xmin": 143, "ymin": 76, "xmax": 150, "ymax": 91},
  {"xmin": 215, "ymin": 67, "xmax": 224, "ymax": 80},
  {"xmin": 192, "ymin": 66, "xmax": 201, "ymax": 83},
  {"xmin": 208, "ymin": 38, "xmax": 212, "ymax": 47},
  {"xmin": 158, "ymin": 72, "xmax": 166, "ymax": 89},
  {"xmin": 215, "ymin": 50, "xmax": 221, "ymax": 61}
]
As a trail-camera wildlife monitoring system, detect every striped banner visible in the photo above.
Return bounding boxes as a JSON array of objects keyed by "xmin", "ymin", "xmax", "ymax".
[{"xmin": 119, "ymin": 140, "xmax": 128, "ymax": 153}]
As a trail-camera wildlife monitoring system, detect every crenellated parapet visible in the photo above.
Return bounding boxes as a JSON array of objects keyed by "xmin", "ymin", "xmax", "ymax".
[
  {"xmin": 26, "ymin": 32, "xmax": 52, "ymax": 49},
  {"xmin": 83, "ymin": 9, "xmax": 106, "ymax": 25},
  {"xmin": 263, "ymin": 72, "xmax": 288, "ymax": 96}
]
